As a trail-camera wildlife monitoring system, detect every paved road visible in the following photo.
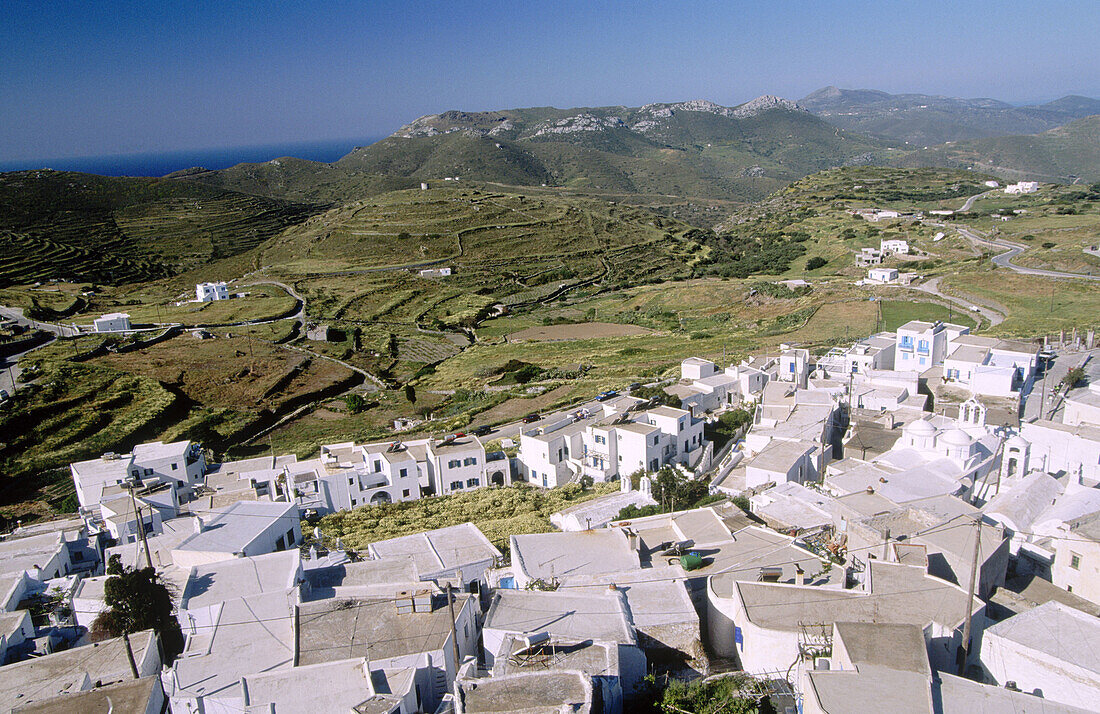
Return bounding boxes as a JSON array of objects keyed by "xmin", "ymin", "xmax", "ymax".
[
  {"xmin": 956, "ymin": 227, "xmax": 1100, "ymax": 281},
  {"xmin": 910, "ymin": 277, "xmax": 1004, "ymax": 327},
  {"xmin": 959, "ymin": 190, "xmax": 996, "ymax": 213}
]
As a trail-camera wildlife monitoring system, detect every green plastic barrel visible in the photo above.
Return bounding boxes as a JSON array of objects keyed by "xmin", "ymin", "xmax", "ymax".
[{"xmin": 680, "ymin": 552, "xmax": 704, "ymax": 571}]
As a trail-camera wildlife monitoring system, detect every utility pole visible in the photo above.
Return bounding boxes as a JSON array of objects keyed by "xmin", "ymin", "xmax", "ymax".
[
  {"xmin": 127, "ymin": 482, "xmax": 153, "ymax": 570},
  {"xmin": 1039, "ymin": 353, "xmax": 1049, "ymax": 421},
  {"xmin": 122, "ymin": 631, "xmax": 140, "ymax": 679},
  {"xmin": 958, "ymin": 517, "xmax": 982, "ymax": 674},
  {"xmin": 445, "ymin": 583, "xmax": 461, "ymax": 676}
]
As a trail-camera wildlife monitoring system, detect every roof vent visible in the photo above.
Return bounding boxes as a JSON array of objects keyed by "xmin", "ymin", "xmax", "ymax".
[{"xmin": 865, "ymin": 487, "xmax": 875, "ymax": 495}]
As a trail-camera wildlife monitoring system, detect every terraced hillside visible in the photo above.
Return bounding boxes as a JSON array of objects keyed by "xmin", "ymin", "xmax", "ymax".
[{"xmin": 0, "ymin": 170, "xmax": 324, "ymax": 287}]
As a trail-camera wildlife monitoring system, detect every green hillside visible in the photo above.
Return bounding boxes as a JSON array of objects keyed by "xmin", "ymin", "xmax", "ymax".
[
  {"xmin": 800, "ymin": 86, "xmax": 1100, "ymax": 146},
  {"xmin": 0, "ymin": 170, "xmax": 324, "ymax": 287},
  {"xmin": 178, "ymin": 97, "xmax": 887, "ymax": 205},
  {"xmin": 895, "ymin": 115, "xmax": 1100, "ymax": 183}
]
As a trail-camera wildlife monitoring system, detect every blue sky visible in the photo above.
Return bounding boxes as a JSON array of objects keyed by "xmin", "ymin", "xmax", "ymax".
[{"xmin": 2, "ymin": 0, "xmax": 1099, "ymax": 161}]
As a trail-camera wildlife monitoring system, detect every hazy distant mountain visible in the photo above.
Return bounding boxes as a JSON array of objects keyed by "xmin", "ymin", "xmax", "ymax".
[
  {"xmin": 800, "ymin": 86, "xmax": 1100, "ymax": 146},
  {"xmin": 895, "ymin": 115, "xmax": 1100, "ymax": 183}
]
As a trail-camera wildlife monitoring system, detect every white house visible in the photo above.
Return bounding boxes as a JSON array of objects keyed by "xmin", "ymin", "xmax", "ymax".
[
  {"xmin": 195, "ymin": 281, "xmax": 230, "ymax": 302},
  {"xmin": 855, "ymin": 247, "xmax": 883, "ymax": 266},
  {"xmin": 681, "ymin": 357, "xmax": 718, "ymax": 381},
  {"xmin": 70, "ymin": 440, "xmax": 206, "ymax": 512},
  {"xmin": 942, "ymin": 335, "xmax": 1038, "ymax": 397},
  {"xmin": 1005, "ymin": 181, "xmax": 1040, "ymax": 194},
  {"xmin": 866, "ymin": 267, "xmax": 898, "ymax": 284},
  {"xmin": 419, "ymin": 267, "xmax": 452, "ymax": 278},
  {"xmin": 707, "ymin": 560, "xmax": 983, "ymax": 677},
  {"xmin": 1052, "ymin": 511, "xmax": 1100, "ymax": 606},
  {"xmin": 170, "ymin": 500, "xmax": 301, "ymax": 569},
  {"xmin": 894, "ymin": 320, "xmax": 970, "ymax": 372},
  {"xmin": 297, "ymin": 591, "xmax": 479, "ymax": 713},
  {"xmin": 367, "ymin": 522, "xmax": 503, "ymax": 591},
  {"xmin": 777, "ymin": 348, "xmax": 809, "ymax": 388},
  {"xmin": 1065, "ymin": 381, "xmax": 1100, "ymax": 428},
  {"xmin": 814, "ymin": 333, "xmax": 897, "ymax": 377},
  {"xmin": 980, "ymin": 601, "xmax": 1100, "ymax": 709},
  {"xmin": 519, "ymin": 404, "xmax": 706, "ymax": 487},
  {"xmin": 93, "ymin": 312, "xmax": 131, "ymax": 333},
  {"xmin": 0, "ymin": 630, "xmax": 162, "ymax": 712},
  {"xmin": 984, "ymin": 180, "xmax": 1001, "ymax": 188},
  {"xmin": 879, "ymin": 238, "xmax": 909, "ymax": 255},
  {"xmin": 286, "ymin": 440, "xmax": 423, "ymax": 513}
]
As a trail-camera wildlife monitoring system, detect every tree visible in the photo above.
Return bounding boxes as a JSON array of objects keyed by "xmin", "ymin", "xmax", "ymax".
[
  {"xmin": 387, "ymin": 333, "xmax": 399, "ymax": 358},
  {"xmin": 805, "ymin": 256, "xmax": 828, "ymax": 270},
  {"xmin": 404, "ymin": 384, "xmax": 417, "ymax": 404},
  {"xmin": 93, "ymin": 555, "xmax": 183, "ymax": 657},
  {"xmin": 344, "ymin": 394, "xmax": 366, "ymax": 413},
  {"xmin": 1062, "ymin": 366, "xmax": 1086, "ymax": 391}
]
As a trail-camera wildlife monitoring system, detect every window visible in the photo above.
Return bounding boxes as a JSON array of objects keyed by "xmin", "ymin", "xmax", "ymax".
[
  {"xmin": 1071, "ymin": 553, "xmax": 1082, "ymax": 570},
  {"xmin": 542, "ymin": 475, "xmax": 548, "ymax": 487},
  {"xmin": 595, "ymin": 435, "xmax": 606, "ymax": 445},
  {"xmin": 171, "ymin": 463, "xmax": 178, "ymax": 471},
  {"xmin": 917, "ymin": 339, "xmax": 929, "ymax": 355},
  {"xmin": 464, "ymin": 457, "xmax": 477, "ymax": 466},
  {"xmin": 448, "ymin": 459, "xmax": 461, "ymax": 469},
  {"xmin": 348, "ymin": 477, "xmax": 355, "ymax": 486},
  {"xmin": 399, "ymin": 468, "xmax": 408, "ymax": 478},
  {"xmin": 788, "ymin": 362, "xmax": 795, "ymax": 373},
  {"xmin": 402, "ymin": 488, "xmax": 410, "ymax": 497},
  {"xmin": 556, "ymin": 449, "xmax": 563, "ymax": 462},
  {"xmin": 466, "ymin": 478, "xmax": 479, "ymax": 488},
  {"xmin": 678, "ymin": 421, "xmax": 684, "ymax": 432},
  {"xmin": 374, "ymin": 460, "xmax": 382, "ymax": 471},
  {"xmin": 919, "ymin": 357, "xmax": 926, "ymax": 366},
  {"xmin": 351, "ymin": 498, "xmax": 357, "ymax": 506},
  {"xmin": 144, "ymin": 468, "xmax": 153, "ymax": 476},
  {"xmin": 450, "ymin": 481, "xmax": 463, "ymax": 491},
  {"xmin": 286, "ymin": 528, "xmax": 295, "ymax": 546},
  {"xmin": 276, "ymin": 535, "xmax": 285, "ymax": 551},
  {"xmin": 652, "ymin": 436, "xmax": 658, "ymax": 446}
]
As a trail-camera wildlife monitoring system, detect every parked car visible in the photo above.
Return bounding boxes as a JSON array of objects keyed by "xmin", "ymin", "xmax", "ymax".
[
  {"xmin": 472, "ymin": 425, "xmax": 493, "ymax": 436},
  {"xmin": 0, "ymin": 390, "xmax": 8, "ymax": 402},
  {"xmin": 522, "ymin": 413, "xmax": 541, "ymax": 423},
  {"xmin": 596, "ymin": 390, "xmax": 618, "ymax": 402},
  {"xmin": 628, "ymin": 382, "xmax": 642, "ymax": 391}
]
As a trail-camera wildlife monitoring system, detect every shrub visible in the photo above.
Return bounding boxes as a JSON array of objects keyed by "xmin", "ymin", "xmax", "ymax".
[
  {"xmin": 1042, "ymin": 242, "xmax": 1056, "ymax": 249},
  {"xmin": 805, "ymin": 256, "xmax": 828, "ymax": 270}
]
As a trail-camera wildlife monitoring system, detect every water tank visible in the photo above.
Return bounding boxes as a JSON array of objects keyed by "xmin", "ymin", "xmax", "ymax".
[{"xmin": 680, "ymin": 552, "xmax": 704, "ymax": 571}]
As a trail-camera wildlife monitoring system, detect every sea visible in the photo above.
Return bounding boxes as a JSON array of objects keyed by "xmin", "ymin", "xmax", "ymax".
[{"xmin": 0, "ymin": 136, "xmax": 384, "ymax": 178}]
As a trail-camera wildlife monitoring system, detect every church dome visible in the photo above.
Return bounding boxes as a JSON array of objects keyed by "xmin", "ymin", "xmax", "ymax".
[
  {"xmin": 905, "ymin": 419, "xmax": 937, "ymax": 437},
  {"xmin": 941, "ymin": 428, "xmax": 974, "ymax": 447}
]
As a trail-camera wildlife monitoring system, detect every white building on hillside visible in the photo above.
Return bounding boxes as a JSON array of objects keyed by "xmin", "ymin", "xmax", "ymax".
[
  {"xmin": 93, "ymin": 312, "xmax": 131, "ymax": 333},
  {"xmin": 195, "ymin": 281, "xmax": 229, "ymax": 302},
  {"xmin": 879, "ymin": 238, "xmax": 909, "ymax": 255},
  {"xmin": 866, "ymin": 267, "xmax": 898, "ymax": 284},
  {"xmin": 1005, "ymin": 181, "xmax": 1039, "ymax": 194}
]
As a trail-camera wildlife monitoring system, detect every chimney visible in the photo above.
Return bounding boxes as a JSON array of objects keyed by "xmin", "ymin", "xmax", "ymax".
[
  {"xmin": 192, "ymin": 516, "xmax": 204, "ymax": 534},
  {"xmin": 795, "ymin": 566, "xmax": 805, "ymax": 586}
]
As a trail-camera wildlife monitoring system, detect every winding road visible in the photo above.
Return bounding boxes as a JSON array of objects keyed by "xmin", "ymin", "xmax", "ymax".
[{"xmin": 955, "ymin": 226, "xmax": 1100, "ymax": 281}]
